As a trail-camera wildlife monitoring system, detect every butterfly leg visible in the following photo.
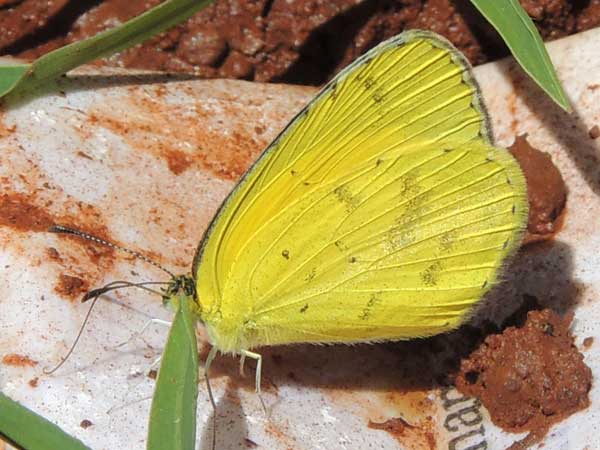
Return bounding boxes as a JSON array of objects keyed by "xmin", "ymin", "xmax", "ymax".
[
  {"xmin": 204, "ymin": 346, "xmax": 219, "ymax": 450},
  {"xmin": 113, "ymin": 318, "xmax": 172, "ymax": 349},
  {"xmin": 204, "ymin": 346, "xmax": 219, "ymax": 410},
  {"xmin": 240, "ymin": 349, "xmax": 267, "ymax": 414},
  {"xmin": 240, "ymin": 349, "xmax": 262, "ymax": 393},
  {"xmin": 239, "ymin": 352, "xmax": 247, "ymax": 376}
]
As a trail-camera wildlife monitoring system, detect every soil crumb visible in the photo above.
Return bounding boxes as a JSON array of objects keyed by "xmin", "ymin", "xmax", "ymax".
[
  {"xmin": 2, "ymin": 353, "xmax": 38, "ymax": 367},
  {"xmin": 368, "ymin": 417, "xmax": 415, "ymax": 436},
  {"xmin": 54, "ymin": 273, "xmax": 89, "ymax": 300},
  {"xmin": 243, "ymin": 437, "xmax": 258, "ymax": 448},
  {"xmin": 79, "ymin": 419, "xmax": 93, "ymax": 429},
  {"xmin": 28, "ymin": 377, "xmax": 39, "ymax": 388},
  {"xmin": 368, "ymin": 415, "xmax": 436, "ymax": 449},
  {"xmin": 456, "ymin": 309, "xmax": 592, "ymax": 449},
  {"xmin": 509, "ymin": 135, "xmax": 567, "ymax": 243}
]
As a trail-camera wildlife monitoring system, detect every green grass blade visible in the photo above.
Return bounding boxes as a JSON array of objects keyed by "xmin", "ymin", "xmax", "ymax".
[
  {"xmin": 470, "ymin": 0, "xmax": 570, "ymax": 111},
  {"xmin": 0, "ymin": 64, "xmax": 30, "ymax": 97},
  {"xmin": 0, "ymin": 392, "xmax": 90, "ymax": 450},
  {"xmin": 0, "ymin": 0, "xmax": 212, "ymax": 98},
  {"xmin": 147, "ymin": 294, "xmax": 199, "ymax": 450}
]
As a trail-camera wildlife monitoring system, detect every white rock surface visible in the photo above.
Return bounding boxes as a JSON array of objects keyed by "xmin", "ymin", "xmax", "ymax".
[{"xmin": 1, "ymin": 27, "xmax": 600, "ymax": 450}]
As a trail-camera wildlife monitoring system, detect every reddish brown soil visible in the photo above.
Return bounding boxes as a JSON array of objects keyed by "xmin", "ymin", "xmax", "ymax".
[
  {"xmin": 54, "ymin": 273, "xmax": 90, "ymax": 301},
  {"xmin": 2, "ymin": 353, "xmax": 38, "ymax": 367},
  {"xmin": 509, "ymin": 135, "xmax": 567, "ymax": 244},
  {"xmin": 2, "ymin": 0, "xmax": 600, "ymax": 84},
  {"xmin": 0, "ymin": 192, "xmax": 56, "ymax": 232},
  {"xmin": 0, "ymin": 188, "xmax": 116, "ymax": 300},
  {"xmin": 79, "ymin": 419, "xmax": 93, "ymax": 429},
  {"xmin": 456, "ymin": 309, "xmax": 592, "ymax": 449}
]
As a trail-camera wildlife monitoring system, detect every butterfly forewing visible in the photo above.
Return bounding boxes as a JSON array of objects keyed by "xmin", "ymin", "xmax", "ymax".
[{"xmin": 194, "ymin": 31, "xmax": 527, "ymax": 352}]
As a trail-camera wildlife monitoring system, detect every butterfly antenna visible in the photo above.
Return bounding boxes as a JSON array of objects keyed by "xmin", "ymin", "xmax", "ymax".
[
  {"xmin": 49, "ymin": 225, "xmax": 175, "ymax": 278},
  {"xmin": 43, "ymin": 291, "xmax": 100, "ymax": 375},
  {"xmin": 43, "ymin": 280, "xmax": 171, "ymax": 375},
  {"xmin": 81, "ymin": 280, "xmax": 169, "ymax": 302}
]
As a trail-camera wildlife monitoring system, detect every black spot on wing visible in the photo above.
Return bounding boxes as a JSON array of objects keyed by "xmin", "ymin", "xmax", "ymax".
[
  {"xmin": 335, "ymin": 239, "xmax": 349, "ymax": 251},
  {"xmin": 420, "ymin": 261, "xmax": 443, "ymax": 287},
  {"xmin": 359, "ymin": 293, "xmax": 382, "ymax": 321},
  {"xmin": 333, "ymin": 185, "xmax": 360, "ymax": 212},
  {"xmin": 372, "ymin": 90, "xmax": 384, "ymax": 103},
  {"xmin": 440, "ymin": 230, "xmax": 457, "ymax": 251},
  {"xmin": 364, "ymin": 76, "xmax": 375, "ymax": 89},
  {"xmin": 305, "ymin": 268, "xmax": 317, "ymax": 282}
]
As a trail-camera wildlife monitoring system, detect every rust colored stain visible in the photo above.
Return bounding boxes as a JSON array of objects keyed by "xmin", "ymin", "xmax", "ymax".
[
  {"xmin": 264, "ymin": 422, "xmax": 295, "ymax": 448},
  {"xmin": 368, "ymin": 415, "xmax": 437, "ymax": 450},
  {"xmin": 0, "ymin": 122, "xmax": 17, "ymax": 139},
  {"xmin": 0, "ymin": 192, "xmax": 115, "ymax": 260},
  {"xmin": 164, "ymin": 148, "xmax": 194, "ymax": 175},
  {"xmin": 54, "ymin": 274, "xmax": 89, "ymax": 301},
  {"xmin": 325, "ymin": 383, "xmax": 437, "ymax": 450},
  {"xmin": 46, "ymin": 247, "xmax": 62, "ymax": 262},
  {"xmin": 368, "ymin": 416, "xmax": 414, "ymax": 435},
  {"xmin": 0, "ymin": 187, "xmax": 117, "ymax": 301},
  {"xmin": 2, "ymin": 353, "xmax": 38, "ymax": 367},
  {"xmin": 28, "ymin": 377, "xmax": 39, "ymax": 388},
  {"xmin": 507, "ymin": 93, "xmax": 520, "ymax": 134},
  {"xmin": 0, "ymin": 193, "xmax": 116, "ymax": 269},
  {"xmin": 583, "ymin": 336, "xmax": 594, "ymax": 349},
  {"xmin": 0, "ymin": 193, "xmax": 55, "ymax": 232},
  {"xmin": 154, "ymin": 85, "xmax": 167, "ymax": 98},
  {"xmin": 85, "ymin": 91, "xmax": 277, "ymax": 181},
  {"xmin": 76, "ymin": 232, "xmax": 114, "ymax": 265}
]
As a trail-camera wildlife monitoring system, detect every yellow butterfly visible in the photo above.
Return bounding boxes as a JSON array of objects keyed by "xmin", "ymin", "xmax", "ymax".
[{"xmin": 183, "ymin": 30, "xmax": 529, "ymax": 391}]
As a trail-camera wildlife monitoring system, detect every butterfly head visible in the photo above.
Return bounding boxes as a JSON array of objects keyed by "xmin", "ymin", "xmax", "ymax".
[
  {"xmin": 161, "ymin": 274, "xmax": 205, "ymax": 321},
  {"xmin": 162, "ymin": 274, "xmax": 196, "ymax": 303}
]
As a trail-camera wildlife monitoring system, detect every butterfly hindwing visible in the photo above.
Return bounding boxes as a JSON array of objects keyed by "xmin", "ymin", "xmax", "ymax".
[{"xmin": 221, "ymin": 142, "xmax": 526, "ymax": 346}]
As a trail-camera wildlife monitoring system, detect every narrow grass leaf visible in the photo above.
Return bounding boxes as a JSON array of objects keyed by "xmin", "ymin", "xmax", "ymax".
[
  {"xmin": 0, "ymin": 0, "xmax": 212, "ymax": 99},
  {"xmin": 471, "ymin": 0, "xmax": 570, "ymax": 111},
  {"xmin": 147, "ymin": 294, "xmax": 199, "ymax": 450},
  {"xmin": 0, "ymin": 392, "xmax": 90, "ymax": 450},
  {"xmin": 0, "ymin": 64, "xmax": 30, "ymax": 97}
]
